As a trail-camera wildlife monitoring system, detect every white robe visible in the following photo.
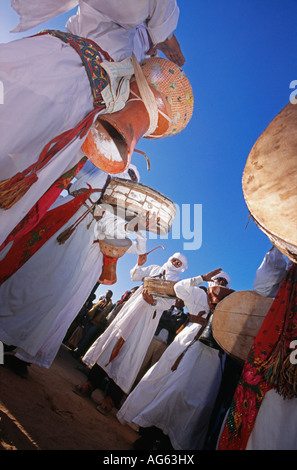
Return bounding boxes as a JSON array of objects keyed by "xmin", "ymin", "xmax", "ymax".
[
  {"xmin": 1, "ymin": 0, "xmax": 178, "ymax": 244},
  {"xmin": 245, "ymin": 389, "xmax": 297, "ymax": 450},
  {"xmin": 0, "ymin": 34, "xmax": 98, "ymax": 246},
  {"xmin": 245, "ymin": 248, "xmax": 297, "ymax": 449},
  {"xmin": 0, "ymin": 160, "xmax": 145, "ymax": 368},
  {"xmin": 117, "ymin": 277, "xmax": 224, "ymax": 450},
  {"xmin": 253, "ymin": 246, "xmax": 288, "ymax": 298},
  {"xmin": 82, "ymin": 262, "xmax": 182, "ymax": 394},
  {"xmin": 11, "ymin": 0, "xmax": 179, "ymax": 58}
]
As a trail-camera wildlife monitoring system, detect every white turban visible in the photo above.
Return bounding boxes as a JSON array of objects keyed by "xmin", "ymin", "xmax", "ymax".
[
  {"xmin": 162, "ymin": 252, "xmax": 188, "ymax": 281},
  {"xmin": 210, "ymin": 271, "xmax": 231, "ymax": 288}
]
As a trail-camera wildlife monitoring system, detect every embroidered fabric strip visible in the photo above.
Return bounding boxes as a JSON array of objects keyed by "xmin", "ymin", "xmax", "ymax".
[
  {"xmin": 38, "ymin": 29, "xmax": 111, "ymax": 106},
  {"xmin": 0, "ymin": 157, "xmax": 87, "ymax": 252}
]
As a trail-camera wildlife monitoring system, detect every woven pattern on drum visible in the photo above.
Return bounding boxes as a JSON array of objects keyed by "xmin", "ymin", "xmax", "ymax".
[{"xmin": 140, "ymin": 57, "xmax": 194, "ymax": 138}]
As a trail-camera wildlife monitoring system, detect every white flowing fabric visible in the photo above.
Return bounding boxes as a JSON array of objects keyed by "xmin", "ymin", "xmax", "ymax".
[
  {"xmin": 0, "ymin": 35, "xmax": 99, "ymax": 246},
  {"xmin": 10, "ymin": 0, "xmax": 79, "ymax": 32},
  {"xmin": 253, "ymin": 246, "xmax": 288, "ymax": 298},
  {"xmin": 11, "ymin": 0, "xmax": 179, "ymax": 58},
  {"xmin": 1, "ymin": 0, "xmax": 178, "ymax": 244},
  {"xmin": 117, "ymin": 277, "xmax": 224, "ymax": 450},
  {"xmin": 245, "ymin": 390, "xmax": 297, "ymax": 450},
  {"xmin": 82, "ymin": 256, "xmax": 187, "ymax": 394},
  {"xmin": 0, "ymin": 160, "xmax": 145, "ymax": 368}
]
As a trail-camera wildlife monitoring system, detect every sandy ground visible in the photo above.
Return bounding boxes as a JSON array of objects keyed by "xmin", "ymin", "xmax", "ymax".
[{"xmin": 0, "ymin": 344, "xmax": 139, "ymax": 451}]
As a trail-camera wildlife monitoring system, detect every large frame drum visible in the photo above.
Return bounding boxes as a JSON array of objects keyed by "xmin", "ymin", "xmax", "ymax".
[
  {"xmin": 100, "ymin": 177, "xmax": 176, "ymax": 235},
  {"xmin": 242, "ymin": 102, "xmax": 297, "ymax": 263},
  {"xmin": 212, "ymin": 290, "xmax": 274, "ymax": 364}
]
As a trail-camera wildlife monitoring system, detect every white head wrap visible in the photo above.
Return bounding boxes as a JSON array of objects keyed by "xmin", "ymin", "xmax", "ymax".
[
  {"xmin": 209, "ymin": 271, "xmax": 231, "ymax": 288},
  {"xmin": 162, "ymin": 252, "xmax": 188, "ymax": 281}
]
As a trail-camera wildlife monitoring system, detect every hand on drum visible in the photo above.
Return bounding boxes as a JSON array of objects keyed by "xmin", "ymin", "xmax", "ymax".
[
  {"xmin": 201, "ymin": 268, "xmax": 222, "ymax": 282},
  {"xmin": 142, "ymin": 288, "xmax": 156, "ymax": 305}
]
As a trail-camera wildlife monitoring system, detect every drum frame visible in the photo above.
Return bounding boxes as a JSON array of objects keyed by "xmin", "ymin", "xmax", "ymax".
[{"xmin": 101, "ymin": 177, "xmax": 176, "ymax": 235}]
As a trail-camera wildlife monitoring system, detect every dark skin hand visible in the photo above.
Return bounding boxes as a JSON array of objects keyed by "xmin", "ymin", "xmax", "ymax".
[
  {"xmin": 147, "ymin": 34, "xmax": 186, "ymax": 67},
  {"xmin": 137, "ymin": 253, "xmax": 148, "ymax": 266},
  {"xmin": 142, "ymin": 288, "xmax": 155, "ymax": 305},
  {"xmin": 201, "ymin": 268, "xmax": 222, "ymax": 282}
]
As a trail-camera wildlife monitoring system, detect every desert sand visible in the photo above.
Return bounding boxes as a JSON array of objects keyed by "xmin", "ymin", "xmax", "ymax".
[{"xmin": 0, "ymin": 344, "xmax": 139, "ymax": 451}]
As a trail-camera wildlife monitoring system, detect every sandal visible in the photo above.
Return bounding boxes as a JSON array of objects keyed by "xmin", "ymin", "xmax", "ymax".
[
  {"xmin": 96, "ymin": 396, "xmax": 114, "ymax": 416},
  {"xmin": 73, "ymin": 381, "xmax": 93, "ymax": 397}
]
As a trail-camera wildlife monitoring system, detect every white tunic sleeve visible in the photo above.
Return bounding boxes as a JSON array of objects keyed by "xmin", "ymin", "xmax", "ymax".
[
  {"xmin": 174, "ymin": 277, "xmax": 210, "ymax": 316},
  {"xmin": 126, "ymin": 232, "xmax": 147, "ymax": 255},
  {"xmin": 253, "ymin": 246, "xmax": 287, "ymax": 298},
  {"xmin": 145, "ymin": 0, "xmax": 179, "ymax": 45},
  {"xmin": 130, "ymin": 263, "xmax": 161, "ymax": 282},
  {"xmin": 11, "ymin": 0, "xmax": 79, "ymax": 32}
]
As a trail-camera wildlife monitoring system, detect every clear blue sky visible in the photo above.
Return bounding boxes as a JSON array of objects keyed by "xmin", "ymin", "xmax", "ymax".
[{"xmin": 1, "ymin": 1, "xmax": 296, "ymax": 304}]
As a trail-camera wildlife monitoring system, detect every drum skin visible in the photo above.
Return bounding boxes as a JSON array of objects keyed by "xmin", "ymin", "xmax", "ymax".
[
  {"xmin": 101, "ymin": 177, "xmax": 176, "ymax": 235},
  {"xmin": 143, "ymin": 277, "xmax": 177, "ymax": 298},
  {"xmin": 242, "ymin": 102, "xmax": 297, "ymax": 263},
  {"xmin": 212, "ymin": 290, "xmax": 273, "ymax": 364}
]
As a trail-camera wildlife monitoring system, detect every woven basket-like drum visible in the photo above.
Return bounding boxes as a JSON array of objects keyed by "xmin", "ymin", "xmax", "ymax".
[{"xmin": 140, "ymin": 57, "xmax": 194, "ymax": 138}]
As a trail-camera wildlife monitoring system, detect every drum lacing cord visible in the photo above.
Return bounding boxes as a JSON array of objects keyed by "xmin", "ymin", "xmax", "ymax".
[
  {"xmin": 131, "ymin": 53, "xmax": 172, "ymax": 137},
  {"xmin": 56, "ymin": 176, "xmax": 112, "ymax": 244}
]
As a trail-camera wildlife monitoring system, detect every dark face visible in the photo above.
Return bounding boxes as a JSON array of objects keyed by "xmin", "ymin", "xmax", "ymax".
[
  {"xmin": 171, "ymin": 257, "xmax": 182, "ymax": 268},
  {"xmin": 106, "ymin": 290, "xmax": 113, "ymax": 299},
  {"xmin": 175, "ymin": 298, "xmax": 184, "ymax": 310},
  {"xmin": 214, "ymin": 277, "xmax": 228, "ymax": 287}
]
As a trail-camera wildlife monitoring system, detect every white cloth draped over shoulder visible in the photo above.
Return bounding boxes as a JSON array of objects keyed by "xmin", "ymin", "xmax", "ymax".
[
  {"xmin": 253, "ymin": 246, "xmax": 288, "ymax": 298},
  {"xmin": 11, "ymin": 0, "xmax": 179, "ymax": 58},
  {"xmin": 0, "ymin": 36, "xmax": 137, "ymax": 246},
  {"xmin": 117, "ymin": 276, "xmax": 224, "ymax": 450},
  {"xmin": 1, "ymin": 0, "xmax": 178, "ymax": 245},
  {"xmin": 0, "ymin": 160, "xmax": 145, "ymax": 368},
  {"xmin": 82, "ymin": 253, "xmax": 187, "ymax": 394},
  {"xmin": 245, "ymin": 389, "xmax": 297, "ymax": 450}
]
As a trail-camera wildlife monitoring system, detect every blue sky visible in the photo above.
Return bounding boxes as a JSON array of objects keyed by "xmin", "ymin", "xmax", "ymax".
[{"xmin": 1, "ymin": 1, "xmax": 296, "ymax": 304}]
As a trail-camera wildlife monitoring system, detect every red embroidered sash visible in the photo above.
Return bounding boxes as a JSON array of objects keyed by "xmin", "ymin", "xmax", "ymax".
[
  {"xmin": 0, "ymin": 186, "xmax": 97, "ymax": 286},
  {"xmin": 0, "ymin": 157, "xmax": 87, "ymax": 252},
  {"xmin": 0, "ymin": 30, "xmax": 112, "ymax": 210}
]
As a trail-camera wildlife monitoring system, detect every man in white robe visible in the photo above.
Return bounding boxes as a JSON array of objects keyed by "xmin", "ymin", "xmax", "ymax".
[
  {"xmin": 117, "ymin": 268, "xmax": 228, "ymax": 450},
  {"xmin": 74, "ymin": 252, "xmax": 188, "ymax": 413},
  {"xmin": 11, "ymin": 0, "xmax": 184, "ymax": 65},
  {"xmin": 0, "ymin": 161, "xmax": 146, "ymax": 375},
  {"xmin": 0, "ymin": 0, "xmax": 184, "ymax": 245},
  {"xmin": 216, "ymin": 248, "xmax": 297, "ymax": 450}
]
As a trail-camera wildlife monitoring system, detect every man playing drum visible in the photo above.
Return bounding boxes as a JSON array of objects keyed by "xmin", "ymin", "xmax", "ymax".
[
  {"xmin": 74, "ymin": 251, "xmax": 188, "ymax": 415},
  {"xmin": 117, "ymin": 268, "xmax": 229, "ymax": 450}
]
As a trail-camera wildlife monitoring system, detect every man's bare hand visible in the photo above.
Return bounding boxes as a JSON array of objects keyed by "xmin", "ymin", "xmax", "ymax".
[
  {"xmin": 142, "ymin": 288, "xmax": 155, "ymax": 305},
  {"xmin": 138, "ymin": 253, "xmax": 147, "ymax": 266},
  {"xmin": 202, "ymin": 268, "xmax": 222, "ymax": 282}
]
